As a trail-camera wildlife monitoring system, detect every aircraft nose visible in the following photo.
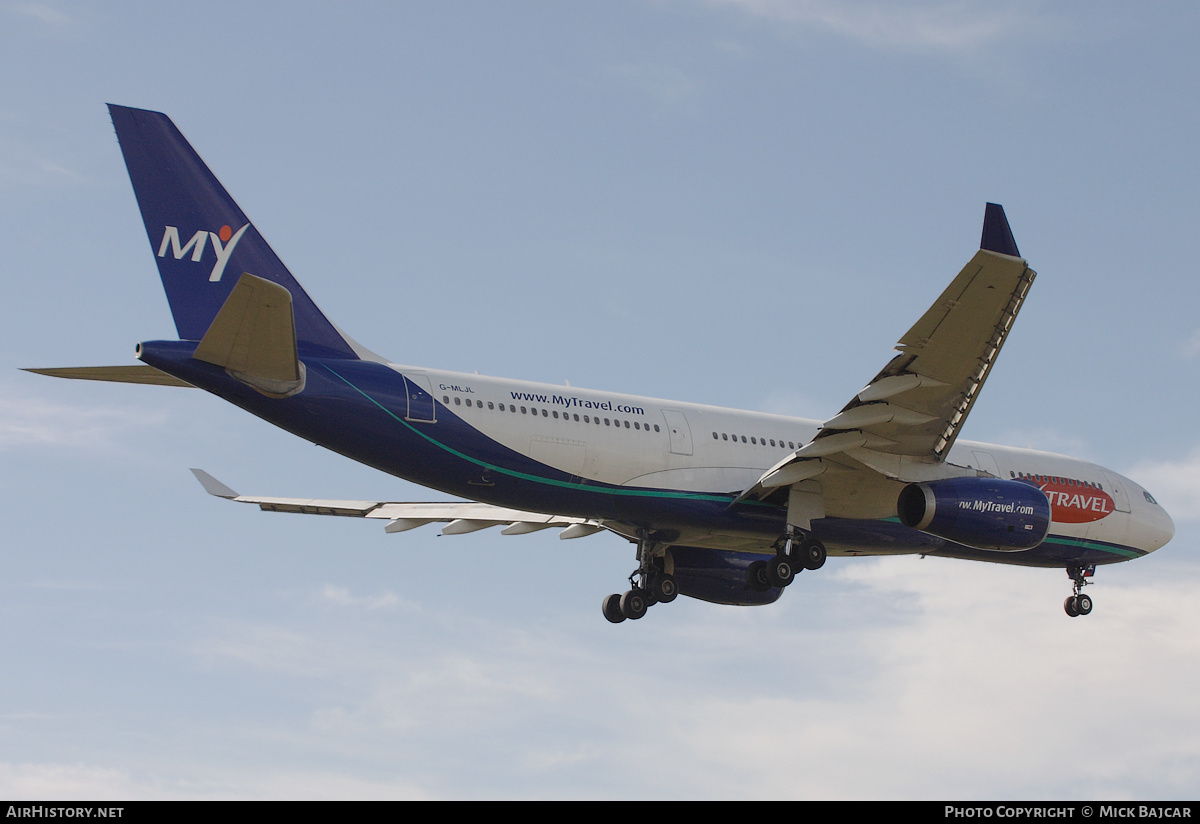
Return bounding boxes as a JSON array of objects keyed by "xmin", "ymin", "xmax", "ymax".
[
  {"xmin": 1155, "ymin": 508, "xmax": 1176, "ymax": 550},
  {"xmin": 1142, "ymin": 499, "xmax": 1175, "ymax": 552}
]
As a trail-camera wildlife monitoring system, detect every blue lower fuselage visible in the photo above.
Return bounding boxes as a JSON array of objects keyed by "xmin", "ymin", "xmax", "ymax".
[{"xmin": 137, "ymin": 340, "xmax": 1148, "ymax": 570}]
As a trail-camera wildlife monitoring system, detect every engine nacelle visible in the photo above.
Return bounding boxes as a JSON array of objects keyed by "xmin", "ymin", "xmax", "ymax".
[{"xmin": 897, "ymin": 478, "xmax": 1050, "ymax": 551}]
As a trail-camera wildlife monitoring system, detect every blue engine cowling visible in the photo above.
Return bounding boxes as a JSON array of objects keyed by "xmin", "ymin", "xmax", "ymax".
[
  {"xmin": 668, "ymin": 546, "xmax": 782, "ymax": 606},
  {"xmin": 897, "ymin": 478, "xmax": 1050, "ymax": 551}
]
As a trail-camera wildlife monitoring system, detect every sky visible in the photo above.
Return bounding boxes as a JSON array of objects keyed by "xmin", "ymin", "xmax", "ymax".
[{"xmin": 2, "ymin": 0, "xmax": 1199, "ymax": 800}]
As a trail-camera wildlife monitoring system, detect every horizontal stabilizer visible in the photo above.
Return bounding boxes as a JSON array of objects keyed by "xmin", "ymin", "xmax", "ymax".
[
  {"xmin": 192, "ymin": 273, "xmax": 304, "ymax": 397},
  {"xmin": 23, "ymin": 365, "xmax": 194, "ymax": 387}
]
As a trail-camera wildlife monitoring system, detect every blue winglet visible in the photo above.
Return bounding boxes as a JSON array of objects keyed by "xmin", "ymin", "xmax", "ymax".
[{"xmin": 980, "ymin": 203, "xmax": 1020, "ymax": 257}]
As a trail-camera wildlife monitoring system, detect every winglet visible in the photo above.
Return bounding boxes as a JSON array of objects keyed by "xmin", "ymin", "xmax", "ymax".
[
  {"xmin": 980, "ymin": 203, "xmax": 1020, "ymax": 257},
  {"xmin": 191, "ymin": 468, "xmax": 238, "ymax": 499}
]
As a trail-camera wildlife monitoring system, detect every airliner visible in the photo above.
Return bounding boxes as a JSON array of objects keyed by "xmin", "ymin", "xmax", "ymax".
[{"xmin": 28, "ymin": 105, "xmax": 1175, "ymax": 622}]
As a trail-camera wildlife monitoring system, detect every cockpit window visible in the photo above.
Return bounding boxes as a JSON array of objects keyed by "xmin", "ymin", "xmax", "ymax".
[{"xmin": 1144, "ymin": 490, "xmax": 1159, "ymax": 505}]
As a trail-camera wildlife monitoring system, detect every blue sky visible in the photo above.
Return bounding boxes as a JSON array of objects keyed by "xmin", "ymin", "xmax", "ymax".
[{"xmin": 2, "ymin": 1, "xmax": 1199, "ymax": 799}]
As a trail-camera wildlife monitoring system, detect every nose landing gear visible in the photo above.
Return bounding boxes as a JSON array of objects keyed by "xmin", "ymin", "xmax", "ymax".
[{"xmin": 1063, "ymin": 564, "xmax": 1095, "ymax": 617}]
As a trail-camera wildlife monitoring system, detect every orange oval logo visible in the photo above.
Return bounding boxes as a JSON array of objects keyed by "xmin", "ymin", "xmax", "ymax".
[{"xmin": 1035, "ymin": 480, "xmax": 1114, "ymax": 523}]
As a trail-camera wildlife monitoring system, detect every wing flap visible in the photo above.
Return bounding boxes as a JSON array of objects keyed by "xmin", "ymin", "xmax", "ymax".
[
  {"xmin": 190, "ymin": 469, "xmax": 600, "ymax": 538},
  {"xmin": 846, "ymin": 247, "xmax": 1034, "ymax": 459},
  {"xmin": 736, "ymin": 204, "xmax": 1034, "ymax": 508}
]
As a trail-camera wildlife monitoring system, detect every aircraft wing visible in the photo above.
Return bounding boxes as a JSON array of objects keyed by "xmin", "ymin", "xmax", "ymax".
[
  {"xmin": 191, "ymin": 469, "xmax": 607, "ymax": 538},
  {"xmin": 740, "ymin": 204, "xmax": 1035, "ymax": 504}
]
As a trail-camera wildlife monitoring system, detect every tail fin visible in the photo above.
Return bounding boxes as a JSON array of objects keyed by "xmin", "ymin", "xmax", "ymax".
[{"xmin": 109, "ymin": 104, "xmax": 361, "ymax": 360}]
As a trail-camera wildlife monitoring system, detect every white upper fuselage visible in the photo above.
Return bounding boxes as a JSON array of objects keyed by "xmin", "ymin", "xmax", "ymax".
[{"xmin": 396, "ymin": 363, "xmax": 1175, "ymax": 560}]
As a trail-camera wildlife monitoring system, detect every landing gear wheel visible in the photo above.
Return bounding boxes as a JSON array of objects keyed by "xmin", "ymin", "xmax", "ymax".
[
  {"xmin": 1064, "ymin": 564, "xmax": 1096, "ymax": 618},
  {"xmin": 620, "ymin": 589, "xmax": 648, "ymax": 620},
  {"xmin": 603, "ymin": 593, "xmax": 626, "ymax": 623},
  {"xmin": 648, "ymin": 573, "xmax": 678, "ymax": 603},
  {"xmin": 747, "ymin": 560, "xmax": 771, "ymax": 592},
  {"xmin": 766, "ymin": 556, "xmax": 794, "ymax": 588},
  {"xmin": 792, "ymin": 538, "xmax": 827, "ymax": 571}
]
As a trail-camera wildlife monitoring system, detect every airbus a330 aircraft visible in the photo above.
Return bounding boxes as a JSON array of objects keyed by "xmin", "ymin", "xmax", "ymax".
[{"xmin": 29, "ymin": 105, "xmax": 1175, "ymax": 622}]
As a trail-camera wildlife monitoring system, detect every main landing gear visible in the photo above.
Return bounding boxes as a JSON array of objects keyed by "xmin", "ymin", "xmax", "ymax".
[
  {"xmin": 601, "ymin": 527, "xmax": 830, "ymax": 623},
  {"xmin": 603, "ymin": 530, "xmax": 678, "ymax": 623},
  {"xmin": 746, "ymin": 527, "xmax": 827, "ymax": 593},
  {"xmin": 1063, "ymin": 564, "xmax": 1096, "ymax": 617}
]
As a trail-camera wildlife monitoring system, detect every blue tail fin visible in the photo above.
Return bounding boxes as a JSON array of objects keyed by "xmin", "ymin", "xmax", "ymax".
[{"xmin": 109, "ymin": 104, "xmax": 360, "ymax": 359}]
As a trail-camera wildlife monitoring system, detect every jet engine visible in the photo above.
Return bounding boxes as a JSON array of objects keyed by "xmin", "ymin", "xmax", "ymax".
[
  {"xmin": 668, "ymin": 546, "xmax": 783, "ymax": 606},
  {"xmin": 897, "ymin": 477, "xmax": 1050, "ymax": 551}
]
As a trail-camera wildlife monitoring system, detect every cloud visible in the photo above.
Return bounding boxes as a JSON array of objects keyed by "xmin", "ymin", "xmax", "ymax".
[
  {"xmin": 0, "ymin": 381, "xmax": 168, "ymax": 451},
  {"xmin": 0, "ymin": 760, "xmax": 435, "ymax": 800},
  {"xmin": 0, "ymin": 763, "xmax": 149, "ymax": 801},
  {"xmin": 0, "ymin": 134, "xmax": 91, "ymax": 191},
  {"xmin": 597, "ymin": 62, "xmax": 700, "ymax": 106},
  {"xmin": 1183, "ymin": 329, "xmax": 1200, "ymax": 359},
  {"xmin": 984, "ymin": 425, "xmax": 1095, "ymax": 461},
  {"xmin": 6, "ymin": 3, "xmax": 77, "ymax": 28},
  {"xmin": 320, "ymin": 584, "xmax": 403, "ymax": 612},
  {"xmin": 178, "ymin": 556, "xmax": 1200, "ymax": 798},
  {"xmin": 709, "ymin": 0, "xmax": 1049, "ymax": 56},
  {"xmin": 1127, "ymin": 448, "xmax": 1200, "ymax": 522},
  {"xmin": 756, "ymin": 389, "xmax": 830, "ymax": 420},
  {"xmin": 7, "ymin": 554, "xmax": 1197, "ymax": 799},
  {"xmin": 640, "ymin": 559, "xmax": 1200, "ymax": 798}
]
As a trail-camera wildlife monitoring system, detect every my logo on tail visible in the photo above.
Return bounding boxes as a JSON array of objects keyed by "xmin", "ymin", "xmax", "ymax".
[{"xmin": 158, "ymin": 223, "xmax": 250, "ymax": 282}]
